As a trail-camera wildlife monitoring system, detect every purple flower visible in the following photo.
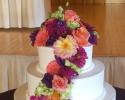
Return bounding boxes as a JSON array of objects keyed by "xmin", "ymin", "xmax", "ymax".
[
  {"xmin": 41, "ymin": 73, "xmax": 53, "ymax": 88},
  {"xmin": 30, "ymin": 29, "xmax": 39, "ymax": 46},
  {"xmin": 81, "ymin": 21, "xmax": 95, "ymax": 34},
  {"xmin": 59, "ymin": 67, "xmax": 78, "ymax": 80},
  {"xmin": 80, "ymin": 21, "xmax": 98, "ymax": 45},
  {"xmin": 45, "ymin": 19, "xmax": 70, "ymax": 46},
  {"xmin": 69, "ymin": 47, "xmax": 87, "ymax": 68},
  {"xmin": 55, "ymin": 56, "xmax": 65, "ymax": 67},
  {"xmin": 89, "ymin": 34, "xmax": 97, "ymax": 45},
  {"xmin": 30, "ymin": 96, "xmax": 48, "ymax": 100}
]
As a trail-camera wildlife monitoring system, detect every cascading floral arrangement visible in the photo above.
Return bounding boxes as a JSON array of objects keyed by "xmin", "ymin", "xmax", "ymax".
[{"xmin": 30, "ymin": 6, "xmax": 98, "ymax": 100}]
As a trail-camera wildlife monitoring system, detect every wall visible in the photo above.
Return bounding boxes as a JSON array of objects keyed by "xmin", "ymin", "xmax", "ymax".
[
  {"xmin": 51, "ymin": 0, "xmax": 105, "ymax": 5},
  {"xmin": 51, "ymin": 0, "xmax": 125, "ymax": 4},
  {"xmin": 0, "ymin": 29, "xmax": 36, "ymax": 56},
  {"xmin": 106, "ymin": 0, "xmax": 125, "ymax": 3}
]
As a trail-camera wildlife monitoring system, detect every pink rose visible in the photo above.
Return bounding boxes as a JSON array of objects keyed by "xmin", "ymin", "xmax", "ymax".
[
  {"xmin": 34, "ymin": 28, "xmax": 49, "ymax": 46},
  {"xmin": 64, "ymin": 10, "xmax": 80, "ymax": 22},
  {"xmin": 52, "ymin": 75, "xmax": 68, "ymax": 92},
  {"xmin": 47, "ymin": 60, "xmax": 61, "ymax": 75},
  {"xmin": 73, "ymin": 26, "xmax": 90, "ymax": 46}
]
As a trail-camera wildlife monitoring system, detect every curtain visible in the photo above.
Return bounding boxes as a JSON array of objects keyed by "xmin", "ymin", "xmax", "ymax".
[
  {"xmin": 0, "ymin": 0, "xmax": 51, "ymax": 28},
  {"xmin": 0, "ymin": 55, "xmax": 38, "ymax": 92},
  {"xmin": 0, "ymin": 29, "xmax": 37, "ymax": 55},
  {"xmin": 96, "ymin": 57, "xmax": 125, "ymax": 89}
]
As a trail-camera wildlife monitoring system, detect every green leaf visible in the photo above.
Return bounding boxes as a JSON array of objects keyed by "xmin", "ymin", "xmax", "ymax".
[
  {"xmin": 66, "ymin": 2, "xmax": 69, "ymax": 7},
  {"xmin": 48, "ymin": 6, "xmax": 64, "ymax": 20},
  {"xmin": 94, "ymin": 31, "xmax": 99, "ymax": 38},
  {"xmin": 65, "ymin": 60, "xmax": 82, "ymax": 74},
  {"xmin": 58, "ymin": 6, "xmax": 64, "ymax": 12},
  {"xmin": 67, "ymin": 21, "xmax": 80, "ymax": 29}
]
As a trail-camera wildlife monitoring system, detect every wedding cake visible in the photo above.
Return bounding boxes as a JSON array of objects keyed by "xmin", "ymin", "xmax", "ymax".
[{"xmin": 14, "ymin": 5, "xmax": 116, "ymax": 100}]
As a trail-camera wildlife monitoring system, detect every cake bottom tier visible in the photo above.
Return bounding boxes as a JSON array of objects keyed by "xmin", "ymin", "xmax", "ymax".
[{"xmin": 14, "ymin": 82, "xmax": 116, "ymax": 100}]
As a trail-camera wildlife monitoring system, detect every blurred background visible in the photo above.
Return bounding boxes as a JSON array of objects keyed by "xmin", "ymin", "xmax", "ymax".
[{"xmin": 0, "ymin": 0, "xmax": 125, "ymax": 93}]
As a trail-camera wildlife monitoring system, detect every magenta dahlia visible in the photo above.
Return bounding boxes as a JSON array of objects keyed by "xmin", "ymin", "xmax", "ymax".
[
  {"xmin": 59, "ymin": 67, "xmax": 78, "ymax": 80},
  {"xmin": 30, "ymin": 95, "xmax": 48, "ymax": 100},
  {"xmin": 69, "ymin": 46, "xmax": 87, "ymax": 68},
  {"xmin": 45, "ymin": 19, "xmax": 70, "ymax": 46}
]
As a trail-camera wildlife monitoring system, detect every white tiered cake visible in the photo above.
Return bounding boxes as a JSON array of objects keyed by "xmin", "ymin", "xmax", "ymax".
[
  {"xmin": 14, "ymin": 46, "xmax": 116, "ymax": 100},
  {"xmin": 14, "ymin": 2, "xmax": 116, "ymax": 100}
]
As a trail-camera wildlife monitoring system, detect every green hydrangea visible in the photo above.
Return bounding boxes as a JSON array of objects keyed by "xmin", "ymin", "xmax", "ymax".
[
  {"xmin": 49, "ymin": 6, "xmax": 64, "ymax": 20},
  {"xmin": 35, "ymin": 82, "xmax": 54, "ymax": 96}
]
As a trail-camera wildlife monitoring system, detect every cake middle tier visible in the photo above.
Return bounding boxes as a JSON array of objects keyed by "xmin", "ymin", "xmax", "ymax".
[{"xmin": 27, "ymin": 59, "xmax": 105, "ymax": 99}]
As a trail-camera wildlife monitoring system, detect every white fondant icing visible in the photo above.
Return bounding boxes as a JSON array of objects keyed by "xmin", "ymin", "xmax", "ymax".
[
  {"xmin": 27, "ymin": 63, "xmax": 43, "ymax": 96},
  {"xmin": 37, "ymin": 47, "xmax": 55, "ymax": 73},
  {"xmin": 81, "ymin": 62, "xmax": 94, "ymax": 73},
  {"xmin": 101, "ymin": 83, "xmax": 116, "ymax": 100},
  {"xmin": 71, "ymin": 60, "xmax": 104, "ymax": 100},
  {"xmin": 96, "ymin": 88, "xmax": 106, "ymax": 100},
  {"xmin": 82, "ymin": 45, "xmax": 93, "ymax": 73}
]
